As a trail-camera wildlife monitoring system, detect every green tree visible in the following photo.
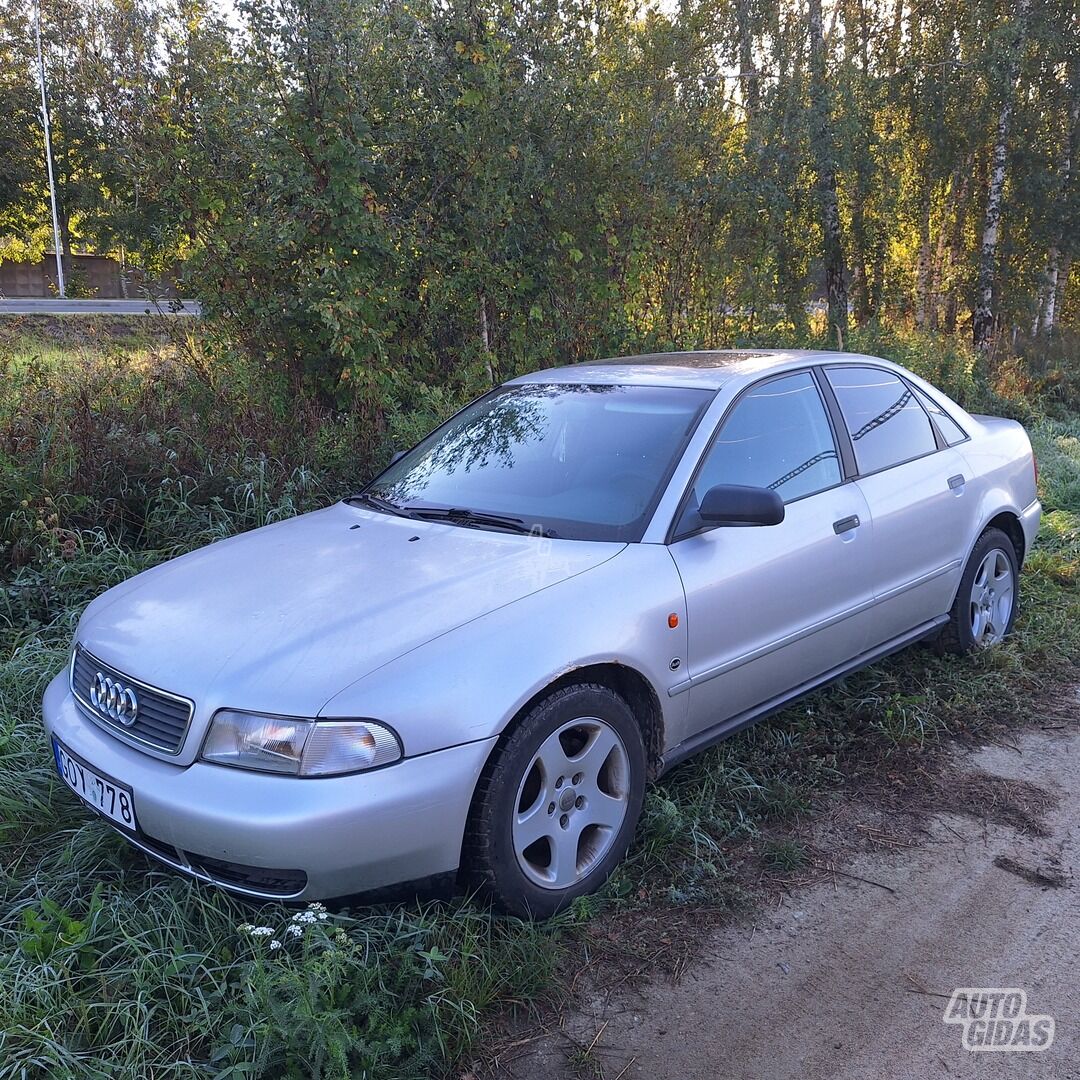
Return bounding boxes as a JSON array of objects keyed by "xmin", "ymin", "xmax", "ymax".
[{"xmin": 0, "ymin": 3, "xmax": 49, "ymax": 262}]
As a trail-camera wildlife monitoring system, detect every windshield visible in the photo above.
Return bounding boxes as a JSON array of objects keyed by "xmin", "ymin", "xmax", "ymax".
[{"xmin": 361, "ymin": 383, "xmax": 714, "ymax": 541}]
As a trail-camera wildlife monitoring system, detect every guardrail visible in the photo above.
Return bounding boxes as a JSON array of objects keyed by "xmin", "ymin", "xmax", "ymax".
[{"xmin": 0, "ymin": 298, "xmax": 202, "ymax": 316}]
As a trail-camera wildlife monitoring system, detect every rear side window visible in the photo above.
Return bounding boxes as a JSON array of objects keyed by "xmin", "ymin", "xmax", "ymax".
[
  {"xmin": 694, "ymin": 371, "xmax": 842, "ymax": 503},
  {"xmin": 912, "ymin": 386, "xmax": 967, "ymax": 445},
  {"xmin": 827, "ymin": 366, "xmax": 937, "ymax": 475}
]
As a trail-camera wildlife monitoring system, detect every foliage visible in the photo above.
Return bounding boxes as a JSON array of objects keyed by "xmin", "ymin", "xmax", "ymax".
[{"xmin": 1, "ymin": 0, "xmax": 1077, "ymax": 397}]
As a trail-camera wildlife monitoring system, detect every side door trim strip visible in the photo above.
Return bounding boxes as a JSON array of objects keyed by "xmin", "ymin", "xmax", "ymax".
[{"xmin": 667, "ymin": 559, "xmax": 960, "ymax": 697}]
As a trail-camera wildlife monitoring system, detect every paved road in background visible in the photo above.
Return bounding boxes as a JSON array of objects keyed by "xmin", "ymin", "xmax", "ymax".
[{"xmin": 0, "ymin": 298, "xmax": 202, "ymax": 316}]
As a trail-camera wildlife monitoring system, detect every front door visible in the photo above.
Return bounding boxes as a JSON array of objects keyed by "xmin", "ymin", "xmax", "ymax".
[{"xmin": 668, "ymin": 371, "xmax": 877, "ymax": 739}]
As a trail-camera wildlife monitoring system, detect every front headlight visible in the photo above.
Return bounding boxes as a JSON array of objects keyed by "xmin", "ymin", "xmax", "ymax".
[{"xmin": 201, "ymin": 711, "xmax": 401, "ymax": 776}]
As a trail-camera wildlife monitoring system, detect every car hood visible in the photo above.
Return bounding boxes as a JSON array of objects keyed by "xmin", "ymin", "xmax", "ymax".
[{"xmin": 77, "ymin": 502, "xmax": 623, "ymax": 758}]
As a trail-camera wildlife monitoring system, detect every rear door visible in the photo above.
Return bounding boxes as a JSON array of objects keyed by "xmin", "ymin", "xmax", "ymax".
[
  {"xmin": 823, "ymin": 365, "xmax": 972, "ymax": 647},
  {"xmin": 668, "ymin": 370, "xmax": 876, "ymax": 738}
]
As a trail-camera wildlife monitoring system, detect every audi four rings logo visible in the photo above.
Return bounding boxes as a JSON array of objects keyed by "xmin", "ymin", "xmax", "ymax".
[{"xmin": 89, "ymin": 671, "xmax": 139, "ymax": 727}]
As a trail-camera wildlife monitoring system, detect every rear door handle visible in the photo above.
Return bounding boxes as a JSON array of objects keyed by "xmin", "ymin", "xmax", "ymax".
[
  {"xmin": 833, "ymin": 515, "xmax": 860, "ymax": 535},
  {"xmin": 948, "ymin": 473, "xmax": 966, "ymax": 491}
]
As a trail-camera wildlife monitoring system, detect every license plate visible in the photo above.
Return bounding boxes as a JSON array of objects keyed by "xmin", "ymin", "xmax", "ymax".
[{"xmin": 53, "ymin": 739, "xmax": 138, "ymax": 832}]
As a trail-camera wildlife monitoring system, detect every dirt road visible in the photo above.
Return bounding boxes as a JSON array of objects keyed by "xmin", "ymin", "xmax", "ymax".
[{"xmin": 509, "ymin": 724, "xmax": 1079, "ymax": 1079}]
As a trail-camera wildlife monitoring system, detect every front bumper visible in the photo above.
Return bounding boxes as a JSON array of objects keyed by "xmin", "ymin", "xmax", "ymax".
[{"xmin": 42, "ymin": 672, "xmax": 496, "ymax": 900}]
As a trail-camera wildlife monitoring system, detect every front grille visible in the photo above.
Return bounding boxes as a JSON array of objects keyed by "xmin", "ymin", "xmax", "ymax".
[{"xmin": 71, "ymin": 645, "xmax": 194, "ymax": 754}]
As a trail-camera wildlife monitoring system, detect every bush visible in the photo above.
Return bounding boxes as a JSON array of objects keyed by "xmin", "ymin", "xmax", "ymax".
[{"xmin": 2, "ymin": 332, "xmax": 381, "ymax": 573}]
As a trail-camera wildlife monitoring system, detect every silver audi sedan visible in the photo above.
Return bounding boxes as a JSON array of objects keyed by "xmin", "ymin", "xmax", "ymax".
[{"xmin": 43, "ymin": 350, "xmax": 1040, "ymax": 916}]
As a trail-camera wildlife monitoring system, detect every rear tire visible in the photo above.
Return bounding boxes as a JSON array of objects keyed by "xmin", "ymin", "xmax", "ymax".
[
  {"xmin": 463, "ymin": 683, "xmax": 646, "ymax": 918},
  {"xmin": 939, "ymin": 527, "xmax": 1019, "ymax": 654}
]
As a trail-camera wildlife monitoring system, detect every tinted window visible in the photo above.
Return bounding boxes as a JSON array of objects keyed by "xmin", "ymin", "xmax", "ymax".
[
  {"xmin": 365, "ymin": 383, "xmax": 712, "ymax": 542},
  {"xmin": 913, "ymin": 386, "xmax": 967, "ymax": 445},
  {"xmin": 827, "ymin": 366, "xmax": 937, "ymax": 474},
  {"xmin": 693, "ymin": 372, "xmax": 841, "ymax": 503}
]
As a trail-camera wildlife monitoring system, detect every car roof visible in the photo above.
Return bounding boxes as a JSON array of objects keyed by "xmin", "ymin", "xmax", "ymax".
[{"xmin": 507, "ymin": 349, "xmax": 896, "ymax": 390}]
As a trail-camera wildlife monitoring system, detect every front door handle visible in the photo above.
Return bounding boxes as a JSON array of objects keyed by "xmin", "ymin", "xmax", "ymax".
[{"xmin": 833, "ymin": 515, "xmax": 860, "ymax": 535}]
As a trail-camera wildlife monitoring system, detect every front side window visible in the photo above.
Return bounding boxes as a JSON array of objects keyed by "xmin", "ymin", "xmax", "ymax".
[
  {"xmin": 362, "ymin": 383, "xmax": 713, "ymax": 542},
  {"xmin": 692, "ymin": 371, "xmax": 842, "ymax": 504},
  {"xmin": 827, "ymin": 366, "xmax": 938, "ymax": 475}
]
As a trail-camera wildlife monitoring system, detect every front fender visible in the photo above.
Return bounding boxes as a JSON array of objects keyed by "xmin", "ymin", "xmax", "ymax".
[{"xmin": 319, "ymin": 544, "xmax": 690, "ymax": 758}]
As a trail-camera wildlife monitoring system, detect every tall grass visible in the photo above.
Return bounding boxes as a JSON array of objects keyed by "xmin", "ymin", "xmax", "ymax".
[{"xmin": 2, "ymin": 325, "xmax": 1079, "ymax": 1077}]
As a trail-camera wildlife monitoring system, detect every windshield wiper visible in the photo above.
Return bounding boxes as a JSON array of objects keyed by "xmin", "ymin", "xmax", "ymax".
[
  {"xmin": 344, "ymin": 492, "xmax": 418, "ymax": 518},
  {"xmin": 347, "ymin": 496, "xmax": 555, "ymax": 536},
  {"xmin": 409, "ymin": 506, "xmax": 555, "ymax": 536}
]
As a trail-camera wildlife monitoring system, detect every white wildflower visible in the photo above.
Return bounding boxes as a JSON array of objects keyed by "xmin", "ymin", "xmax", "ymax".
[
  {"xmin": 318, "ymin": 912, "xmax": 328, "ymax": 920},
  {"xmin": 269, "ymin": 939, "xmax": 281, "ymax": 950},
  {"xmin": 288, "ymin": 924, "xmax": 303, "ymax": 937},
  {"xmin": 250, "ymin": 926, "xmax": 274, "ymax": 937}
]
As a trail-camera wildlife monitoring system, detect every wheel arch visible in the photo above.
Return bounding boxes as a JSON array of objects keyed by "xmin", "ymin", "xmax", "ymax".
[
  {"xmin": 491, "ymin": 663, "xmax": 666, "ymax": 780},
  {"xmin": 949, "ymin": 510, "xmax": 1025, "ymax": 613},
  {"xmin": 983, "ymin": 510, "xmax": 1026, "ymax": 567}
]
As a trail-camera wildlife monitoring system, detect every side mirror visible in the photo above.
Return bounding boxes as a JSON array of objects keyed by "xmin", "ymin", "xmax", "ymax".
[
  {"xmin": 389, "ymin": 450, "xmax": 407, "ymax": 465},
  {"xmin": 698, "ymin": 484, "xmax": 785, "ymax": 527}
]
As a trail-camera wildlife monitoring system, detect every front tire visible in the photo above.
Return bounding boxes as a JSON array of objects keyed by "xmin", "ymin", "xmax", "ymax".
[
  {"xmin": 939, "ymin": 527, "xmax": 1019, "ymax": 654},
  {"xmin": 463, "ymin": 683, "xmax": 646, "ymax": 918}
]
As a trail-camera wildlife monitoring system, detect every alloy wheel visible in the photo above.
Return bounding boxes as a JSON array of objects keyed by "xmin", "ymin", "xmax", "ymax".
[
  {"xmin": 511, "ymin": 717, "xmax": 631, "ymax": 890},
  {"xmin": 969, "ymin": 547, "xmax": 1014, "ymax": 646}
]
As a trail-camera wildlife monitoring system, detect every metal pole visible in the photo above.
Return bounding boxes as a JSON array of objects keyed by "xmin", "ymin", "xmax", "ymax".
[{"xmin": 33, "ymin": 0, "xmax": 65, "ymax": 297}]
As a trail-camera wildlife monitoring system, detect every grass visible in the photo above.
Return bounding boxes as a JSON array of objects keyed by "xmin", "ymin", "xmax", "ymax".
[
  {"xmin": 1, "ymin": 325, "xmax": 1079, "ymax": 1077},
  {"xmin": 760, "ymin": 838, "xmax": 809, "ymax": 874},
  {"xmin": 0, "ymin": 316, "xmax": 175, "ymax": 372}
]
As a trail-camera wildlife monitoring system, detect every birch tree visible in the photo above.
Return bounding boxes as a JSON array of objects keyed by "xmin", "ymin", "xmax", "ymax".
[
  {"xmin": 973, "ymin": 0, "xmax": 1032, "ymax": 350},
  {"xmin": 807, "ymin": 0, "xmax": 849, "ymax": 348},
  {"xmin": 1034, "ymin": 56, "xmax": 1079, "ymax": 336}
]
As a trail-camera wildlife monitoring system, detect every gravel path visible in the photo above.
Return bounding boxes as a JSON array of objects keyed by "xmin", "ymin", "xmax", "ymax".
[{"xmin": 509, "ymin": 723, "xmax": 1079, "ymax": 1079}]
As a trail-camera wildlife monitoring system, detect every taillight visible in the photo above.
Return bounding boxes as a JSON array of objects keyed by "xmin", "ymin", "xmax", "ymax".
[{"xmin": 1032, "ymin": 450, "xmax": 1039, "ymax": 488}]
